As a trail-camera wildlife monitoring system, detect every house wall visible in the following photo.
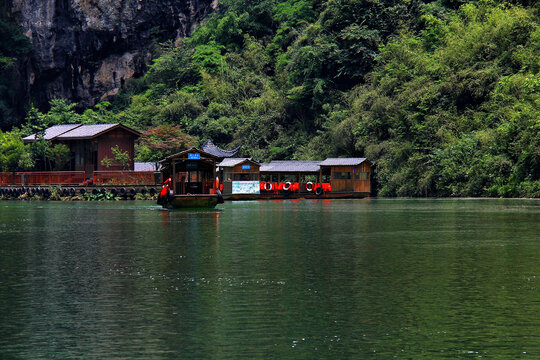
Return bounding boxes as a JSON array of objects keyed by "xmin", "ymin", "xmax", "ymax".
[
  {"xmin": 96, "ymin": 129, "xmax": 136, "ymax": 171},
  {"xmin": 231, "ymin": 163, "xmax": 260, "ymax": 174},
  {"xmin": 57, "ymin": 140, "xmax": 96, "ymax": 174}
]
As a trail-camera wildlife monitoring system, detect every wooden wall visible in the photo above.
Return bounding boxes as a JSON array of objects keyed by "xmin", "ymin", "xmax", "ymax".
[
  {"xmin": 328, "ymin": 162, "xmax": 371, "ymax": 193},
  {"xmin": 60, "ymin": 140, "xmax": 96, "ymax": 174},
  {"xmin": 231, "ymin": 163, "xmax": 260, "ymax": 174},
  {"xmin": 97, "ymin": 129, "xmax": 136, "ymax": 171}
]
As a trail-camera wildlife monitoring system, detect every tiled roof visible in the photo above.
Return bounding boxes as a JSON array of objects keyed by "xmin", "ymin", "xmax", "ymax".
[
  {"xmin": 56, "ymin": 123, "xmax": 121, "ymax": 139},
  {"xmin": 160, "ymin": 147, "xmax": 221, "ymax": 162},
  {"xmin": 217, "ymin": 158, "xmax": 258, "ymax": 167},
  {"xmin": 260, "ymin": 161, "xmax": 321, "ymax": 173},
  {"xmin": 319, "ymin": 158, "xmax": 367, "ymax": 166},
  {"xmin": 23, "ymin": 124, "xmax": 82, "ymax": 142},
  {"xmin": 201, "ymin": 139, "xmax": 241, "ymax": 158},
  {"xmin": 23, "ymin": 123, "xmax": 140, "ymax": 142}
]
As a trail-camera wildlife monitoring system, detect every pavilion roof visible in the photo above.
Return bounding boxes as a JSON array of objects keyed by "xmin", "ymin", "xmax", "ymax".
[{"xmin": 201, "ymin": 139, "xmax": 241, "ymax": 158}]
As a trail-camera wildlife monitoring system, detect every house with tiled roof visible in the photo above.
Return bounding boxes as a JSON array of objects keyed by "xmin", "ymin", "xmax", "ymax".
[{"xmin": 23, "ymin": 123, "xmax": 141, "ymax": 175}]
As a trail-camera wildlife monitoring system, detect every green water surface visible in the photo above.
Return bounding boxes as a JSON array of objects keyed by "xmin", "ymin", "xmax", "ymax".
[{"xmin": 0, "ymin": 199, "xmax": 539, "ymax": 359}]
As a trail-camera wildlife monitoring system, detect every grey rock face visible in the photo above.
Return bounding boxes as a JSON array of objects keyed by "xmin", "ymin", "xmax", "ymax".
[{"xmin": 10, "ymin": 0, "xmax": 215, "ymax": 108}]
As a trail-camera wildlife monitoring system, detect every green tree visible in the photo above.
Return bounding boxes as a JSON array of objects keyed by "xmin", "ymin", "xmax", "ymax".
[
  {"xmin": 111, "ymin": 145, "xmax": 131, "ymax": 170},
  {"xmin": 146, "ymin": 42, "xmax": 200, "ymax": 90},
  {"xmin": 0, "ymin": 129, "xmax": 34, "ymax": 171},
  {"xmin": 22, "ymin": 98, "xmax": 81, "ymax": 136},
  {"xmin": 46, "ymin": 143, "xmax": 71, "ymax": 171},
  {"xmin": 101, "ymin": 145, "xmax": 131, "ymax": 170}
]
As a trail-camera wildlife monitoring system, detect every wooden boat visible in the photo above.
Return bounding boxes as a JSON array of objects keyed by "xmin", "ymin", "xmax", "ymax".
[
  {"xmin": 158, "ymin": 148, "xmax": 224, "ymax": 209},
  {"xmin": 163, "ymin": 194, "xmax": 221, "ymax": 209}
]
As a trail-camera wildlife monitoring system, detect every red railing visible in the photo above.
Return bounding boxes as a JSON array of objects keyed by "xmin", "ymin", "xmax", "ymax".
[
  {"xmin": 0, "ymin": 173, "xmax": 17, "ymax": 185},
  {"xmin": 0, "ymin": 172, "xmax": 86, "ymax": 185},
  {"xmin": 1, "ymin": 171, "xmax": 158, "ymax": 186},
  {"xmin": 259, "ymin": 182, "xmax": 332, "ymax": 193},
  {"xmin": 93, "ymin": 171, "xmax": 156, "ymax": 185}
]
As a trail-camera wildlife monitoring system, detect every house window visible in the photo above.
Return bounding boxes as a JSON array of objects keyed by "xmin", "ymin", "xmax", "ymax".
[
  {"xmin": 261, "ymin": 174, "xmax": 278, "ymax": 182},
  {"xmin": 233, "ymin": 173, "xmax": 257, "ymax": 181},
  {"xmin": 354, "ymin": 172, "xmax": 369, "ymax": 180},
  {"xmin": 333, "ymin": 171, "xmax": 352, "ymax": 180},
  {"xmin": 223, "ymin": 170, "xmax": 233, "ymax": 181}
]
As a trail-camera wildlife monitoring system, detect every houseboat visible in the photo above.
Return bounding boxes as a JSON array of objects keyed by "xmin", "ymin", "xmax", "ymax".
[
  {"xmin": 158, "ymin": 148, "xmax": 224, "ymax": 209},
  {"xmin": 217, "ymin": 157, "xmax": 373, "ymax": 200}
]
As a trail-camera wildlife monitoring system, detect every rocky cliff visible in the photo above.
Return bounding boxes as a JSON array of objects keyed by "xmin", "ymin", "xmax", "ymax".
[{"xmin": 8, "ymin": 0, "xmax": 216, "ymax": 109}]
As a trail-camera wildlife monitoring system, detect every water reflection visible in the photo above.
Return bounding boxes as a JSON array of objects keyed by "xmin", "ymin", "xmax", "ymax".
[{"xmin": 0, "ymin": 199, "xmax": 539, "ymax": 358}]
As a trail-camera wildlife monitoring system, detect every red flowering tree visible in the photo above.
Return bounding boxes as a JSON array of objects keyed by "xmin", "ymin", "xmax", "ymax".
[{"xmin": 136, "ymin": 124, "xmax": 198, "ymax": 163}]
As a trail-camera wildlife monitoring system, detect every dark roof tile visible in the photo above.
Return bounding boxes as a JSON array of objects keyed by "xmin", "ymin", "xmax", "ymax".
[
  {"xmin": 23, "ymin": 124, "xmax": 82, "ymax": 142},
  {"xmin": 217, "ymin": 158, "xmax": 258, "ymax": 167},
  {"xmin": 260, "ymin": 161, "xmax": 321, "ymax": 173},
  {"xmin": 319, "ymin": 158, "xmax": 367, "ymax": 166},
  {"xmin": 201, "ymin": 139, "xmax": 241, "ymax": 158},
  {"xmin": 56, "ymin": 124, "xmax": 121, "ymax": 139}
]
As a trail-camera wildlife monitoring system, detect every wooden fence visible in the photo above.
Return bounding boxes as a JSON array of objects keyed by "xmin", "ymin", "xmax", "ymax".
[
  {"xmin": 0, "ymin": 171, "xmax": 158, "ymax": 186},
  {"xmin": 93, "ymin": 171, "xmax": 157, "ymax": 185},
  {"xmin": 0, "ymin": 173, "xmax": 16, "ymax": 186},
  {"xmin": 0, "ymin": 172, "xmax": 86, "ymax": 185}
]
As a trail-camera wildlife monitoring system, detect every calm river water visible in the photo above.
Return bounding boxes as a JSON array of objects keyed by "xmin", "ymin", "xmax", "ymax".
[{"xmin": 0, "ymin": 199, "xmax": 539, "ymax": 359}]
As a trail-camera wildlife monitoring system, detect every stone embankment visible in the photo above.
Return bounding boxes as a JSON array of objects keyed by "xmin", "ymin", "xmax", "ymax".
[{"xmin": 0, "ymin": 185, "xmax": 159, "ymax": 200}]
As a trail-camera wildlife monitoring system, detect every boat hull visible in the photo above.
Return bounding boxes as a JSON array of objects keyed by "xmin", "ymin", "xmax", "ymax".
[
  {"xmin": 223, "ymin": 191, "xmax": 370, "ymax": 201},
  {"xmin": 163, "ymin": 194, "xmax": 219, "ymax": 209}
]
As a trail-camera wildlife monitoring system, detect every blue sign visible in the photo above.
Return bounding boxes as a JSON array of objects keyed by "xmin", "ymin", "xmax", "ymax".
[
  {"xmin": 242, "ymin": 164, "xmax": 251, "ymax": 170},
  {"xmin": 188, "ymin": 153, "xmax": 200, "ymax": 160}
]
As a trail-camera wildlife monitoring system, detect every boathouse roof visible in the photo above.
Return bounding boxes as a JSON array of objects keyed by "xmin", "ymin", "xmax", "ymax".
[
  {"xmin": 319, "ymin": 158, "xmax": 368, "ymax": 166},
  {"xmin": 260, "ymin": 161, "xmax": 321, "ymax": 173},
  {"xmin": 23, "ymin": 123, "xmax": 140, "ymax": 142},
  {"xmin": 217, "ymin": 158, "xmax": 259, "ymax": 168},
  {"xmin": 201, "ymin": 139, "xmax": 241, "ymax": 158}
]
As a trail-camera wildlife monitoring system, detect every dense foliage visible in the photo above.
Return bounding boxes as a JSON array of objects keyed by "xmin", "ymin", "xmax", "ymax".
[
  {"xmin": 351, "ymin": 3, "xmax": 540, "ymax": 197},
  {"xmin": 3, "ymin": 0, "xmax": 539, "ymax": 197},
  {"xmin": 0, "ymin": 128, "xmax": 33, "ymax": 172}
]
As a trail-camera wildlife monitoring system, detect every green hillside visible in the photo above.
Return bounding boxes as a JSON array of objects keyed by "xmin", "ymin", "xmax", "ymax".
[{"xmin": 4, "ymin": 0, "xmax": 540, "ymax": 197}]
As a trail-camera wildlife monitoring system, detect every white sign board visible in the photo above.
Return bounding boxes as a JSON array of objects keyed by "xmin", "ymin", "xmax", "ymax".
[{"xmin": 232, "ymin": 181, "xmax": 260, "ymax": 194}]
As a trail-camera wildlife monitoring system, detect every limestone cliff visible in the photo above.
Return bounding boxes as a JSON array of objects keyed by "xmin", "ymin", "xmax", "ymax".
[{"xmin": 8, "ymin": 0, "xmax": 216, "ymax": 109}]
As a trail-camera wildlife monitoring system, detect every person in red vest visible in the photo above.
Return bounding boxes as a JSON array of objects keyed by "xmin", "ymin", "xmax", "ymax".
[{"xmin": 158, "ymin": 177, "xmax": 172, "ymax": 205}]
